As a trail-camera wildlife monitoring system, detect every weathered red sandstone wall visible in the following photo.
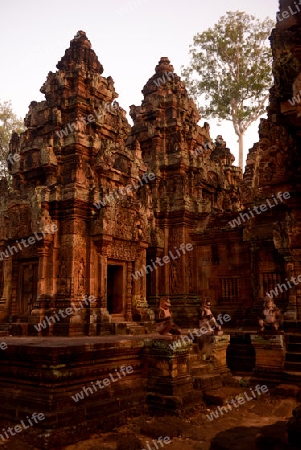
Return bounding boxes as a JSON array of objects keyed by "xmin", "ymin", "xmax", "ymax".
[{"xmin": 239, "ymin": 0, "xmax": 301, "ymax": 322}]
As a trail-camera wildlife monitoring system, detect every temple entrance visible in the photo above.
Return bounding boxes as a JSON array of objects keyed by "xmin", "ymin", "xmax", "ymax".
[
  {"xmin": 107, "ymin": 264, "xmax": 124, "ymax": 317},
  {"xmin": 18, "ymin": 260, "xmax": 38, "ymax": 315}
]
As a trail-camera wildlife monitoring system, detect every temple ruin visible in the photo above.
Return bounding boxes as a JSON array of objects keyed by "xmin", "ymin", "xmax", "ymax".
[
  {"xmin": 0, "ymin": 30, "xmax": 244, "ymax": 335},
  {"xmin": 0, "ymin": 0, "xmax": 301, "ymax": 448}
]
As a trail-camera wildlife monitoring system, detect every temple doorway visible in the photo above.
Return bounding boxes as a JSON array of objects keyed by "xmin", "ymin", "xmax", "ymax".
[
  {"xmin": 107, "ymin": 264, "xmax": 124, "ymax": 317},
  {"xmin": 18, "ymin": 260, "xmax": 38, "ymax": 315}
]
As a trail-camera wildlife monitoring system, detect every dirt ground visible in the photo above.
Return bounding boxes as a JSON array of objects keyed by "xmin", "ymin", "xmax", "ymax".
[{"xmin": 0, "ymin": 387, "xmax": 299, "ymax": 450}]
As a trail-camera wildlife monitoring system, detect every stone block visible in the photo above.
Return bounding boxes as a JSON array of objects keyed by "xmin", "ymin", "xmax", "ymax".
[{"xmin": 251, "ymin": 334, "xmax": 285, "ymax": 371}]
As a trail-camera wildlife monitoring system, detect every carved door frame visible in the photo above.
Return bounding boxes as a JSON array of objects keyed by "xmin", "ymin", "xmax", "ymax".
[{"xmin": 107, "ymin": 260, "xmax": 126, "ymax": 321}]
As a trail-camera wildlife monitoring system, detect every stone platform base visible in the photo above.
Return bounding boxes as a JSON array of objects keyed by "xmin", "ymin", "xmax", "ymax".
[
  {"xmin": 249, "ymin": 333, "xmax": 286, "ymax": 385},
  {"xmin": 0, "ymin": 336, "xmax": 149, "ymax": 449},
  {"xmin": 144, "ymin": 338, "xmax": 204, "ymax": 415},
  {"xmin": 0, "ymin": 334, "xmax": 206, "ymax": 448},
  {"xmin": 2, "ymin": 320, "xmax": 157, "ymax": 337}
]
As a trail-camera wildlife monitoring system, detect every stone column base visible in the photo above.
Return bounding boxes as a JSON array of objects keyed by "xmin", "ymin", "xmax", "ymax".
[
  {"xmin": 144, "ymin": 338, "xmax": 202, "ymax": 415},
  {"xmin": 195, "ymin": 334, "xmax": 231, "ymax": 376},
  {"xmin": 250, "ymin": 333, "xmax": 285, "ymax": 379}
]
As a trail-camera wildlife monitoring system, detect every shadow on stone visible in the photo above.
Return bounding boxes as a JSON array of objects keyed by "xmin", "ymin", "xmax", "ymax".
[
  {"xmin": 210, "ymin": 421, "xmax": 298, "ymax": 450},
  {"xmin": 140, "ymin": 416, "xmax": 183, "ymax": 439},
  {"xmin": 116, "ymin": 432, "xmax": 142, "ymax": 450}
]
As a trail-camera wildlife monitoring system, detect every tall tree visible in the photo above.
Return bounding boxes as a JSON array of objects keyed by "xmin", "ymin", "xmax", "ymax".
[
  {"xmin": 182, "ymin": 11, "xmax": 274, "ymax": 169},
  {"xmin": 0, "ymin": 100, "xmax": 24, "ymax": 185}
]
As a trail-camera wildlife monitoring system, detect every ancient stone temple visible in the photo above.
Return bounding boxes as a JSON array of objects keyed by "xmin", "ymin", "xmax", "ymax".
[
  {"xmin": 1, "ymin": 2, "xmax": 301, "ymax": 448},
  {"xmin": 1, "ymin": 0, "xmax": 301, "ymax": 341},
  {"xmin": 240, "ymin": 0, "xmax": 301, "ymax": 325},
  {"xmin": 1, "ymin": 31, "xmax": 157, "ymax": 336},
  {"xmin": 129, "ymin": 57, "xmax": 242, "ymax": 325},
  {"xmin": 0, "ymin": 31, "xmax": 242, "ymax": 335}
]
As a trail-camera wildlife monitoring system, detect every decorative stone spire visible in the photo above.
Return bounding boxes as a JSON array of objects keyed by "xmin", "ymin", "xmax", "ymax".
[
  {"xmin": 155, "ymin": 57, "xmax": 174, "ymax": 75},
  {"xmin": 56, "ymin": 30, "xmax": 103, "ymax": 74},
  {"xmin": 6, "ymin": 31, "xmax": 151, "ymax": 336},
  {"xmin": 141, "ymin": 56, "xmax": 180, "ymax": 97}
]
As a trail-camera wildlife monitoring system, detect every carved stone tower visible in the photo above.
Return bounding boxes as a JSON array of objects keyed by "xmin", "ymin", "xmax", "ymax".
[{"xmin": 2, "ymin": 31, "xmax": 154, "ymax": 335}]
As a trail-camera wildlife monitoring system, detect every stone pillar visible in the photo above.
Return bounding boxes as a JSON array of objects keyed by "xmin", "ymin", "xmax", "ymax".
[
  {"xmin": 140, "ymin": 243, "xmax": 148, "ymax": 302},
  {"xmin": 93, "ymin": 236, "xmax": 111, "ymax": 334},
  {"xmin": 283, "ymin": 262, "xmax": 298, "ymax": 321},
  {"xmin": 132, "ymin": 242, "xmax": 150, "ymax": 320},
  {"xmin": 0, "ymin": 254, "xmax": 12, "ymax": 322},
  {"xmin": 37, "ymin": 241, "xmax": 51, "ymax": 337},
  {"xmin": 293, "ymin": 262, "xmax": 301, "ymax": 320},
  {"xmin": 164, "ymin": 227, "xmax": 169, "ymax": 294},
  {"xmin": 144, "ymin": 338, "xmax": 201, "ymax": 414},
  {"xmin": 250, "ymin": 240, "xmax": 259, "ymax": 301},
  {"xmin": 126, "ymin": 261, "xmax": 133, "ymax": 321},
  {"xmin": 146, "ymin": 247, "xmax": 163, "ymax": 307}
]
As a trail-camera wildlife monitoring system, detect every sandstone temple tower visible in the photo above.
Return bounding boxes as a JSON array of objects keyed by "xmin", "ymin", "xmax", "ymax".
[
  {"xmin": 3, "ymin": 2, "xmax": 301, "ymax": 337},
  {"xmin": 1, "ymin": 31, "xmax": 155, "ymax": 335},
  {"xmin": 0, "ymin": 32, "xmax": 242, "ymax": 335},
  {"xmin": 129, "ymin": 56, "xmax": 242, "ymax": 323}
]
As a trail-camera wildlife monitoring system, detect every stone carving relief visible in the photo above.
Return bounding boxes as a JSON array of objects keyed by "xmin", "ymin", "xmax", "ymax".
[
  {"xmin": 58, "ymin": 257, "xmax": 69, "ymax": 295},
  {"xmin": 9, "ymin": 205, "xmax": 32, "ymax": 239},
  {"xmin": 107, "ymin": 240, "xmax": 136, "ymax": 261},
  {"xmin": 77, "ymin": 258, "xmax": 85, "ymax": 296}
]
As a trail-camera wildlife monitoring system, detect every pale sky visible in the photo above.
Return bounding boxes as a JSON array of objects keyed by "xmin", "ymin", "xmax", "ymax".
[{"xmin": 0, "ymin": 0, "xmax": 279, "ymax": 168}]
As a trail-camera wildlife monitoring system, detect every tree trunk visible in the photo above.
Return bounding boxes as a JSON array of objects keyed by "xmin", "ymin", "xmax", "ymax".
[{"xmin": 238, "ymin": 133, "xmax": 244, "ymax": 170}]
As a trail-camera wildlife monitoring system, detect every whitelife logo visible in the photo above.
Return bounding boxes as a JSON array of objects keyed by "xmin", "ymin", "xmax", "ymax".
[
  {"xmin": 131, "ymin": 243, "xmax": 193, "ymax": 280},
  {"xmin": 142, "ymin": 436, "xmax": 171, "ymax": 450},
  {"xmin": 169, "ymin": 314, "xmax": 231, "ymax": 351},
  {"xmin": 153, "ymin": 71, "xmax": 175, "ymax": 88},
  {"xmin": 55, "ymin": 101, "xmax": 118, "ymax": 139},
  {"xmin": 0, "ymin": 224, "xmax": 58, "ymax": 261},
  {"xmin": 206, "ymin": 384, "xmax": 269, "ymax": 421},
  {"xmin": 71, "ymin": 365, "xmax": 133, "ymax": 402},
  {"xmin": 277, "ymin": 1, "xmax": 301, "ymax": 22},
  {"xmin": 228, "ymin": 192, "xmax": 290, "ymax": 228},
  {"xmin": 266, "ymin": 274, "xmax": 301, "ymax": 298},
  {"xmin": 288, "ymin": 90, "xmax": 301, "ymax": 106},
  {"xmin": 0, "ymin": 412, "xmax": 45, "ymax": 442},
  {"xmin": 34, "ymin": 295, "xmax": 96, "ymax": 331},
  {"xmin": 93, "ymin": 172, "xmax": 155, "ymax": 209}
]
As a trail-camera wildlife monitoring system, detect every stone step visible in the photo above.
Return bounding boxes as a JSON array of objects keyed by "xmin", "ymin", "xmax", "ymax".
[
  {"xmin": 190, "ymin": 363, "xmax": 211, "ymax": 377},
  {"xmin": 203, "ymin": 386, "xmax": 248, "ymax": 406},
  {"xmin": 284, "ymin": 361, "xmax": 301, "ymax": 372},
  {"xmin": 110, "ymin": 322, "xmax": 146, "ymax": 335},
  {"xmin": 286, "ymin": 352, "xmax": 301, "ymax": 362},
  {"xmin": 110, "ymin": 321, "xmax": 158, "ymax": 335},
  {"xmin": 193, "ymin": 373, "xmax": 223, "ymax": 390},
  {"xmin": 0, "ymin": 328, "xmax": 11, "ymax": 336},
  {"xmin": 287, "ymin": 343, "xmax": 301, "ymax": 352},
  {"xmin": 283, "ymin": 371, "xmax": 301, "ymax": 384},
  {"xmin": 126, "ymin": 324, "xmax": 146, "ymax": 335},
  {"xmin": 284, "ymin": 322, "xmax": 301, "ymax": 333},
  {"xmin": 287, "ymin": 334, "xmax": 301, "ymax": 344}
]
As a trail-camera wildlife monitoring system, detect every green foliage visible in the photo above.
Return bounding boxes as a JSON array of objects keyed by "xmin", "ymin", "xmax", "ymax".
[
  {"xmin": 0, "ymin": 100, "xmax": 24, "ymax": 185},
  {"xmin": 182, "ymin": 11, "xmax": 275, "ymax": 166}
]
